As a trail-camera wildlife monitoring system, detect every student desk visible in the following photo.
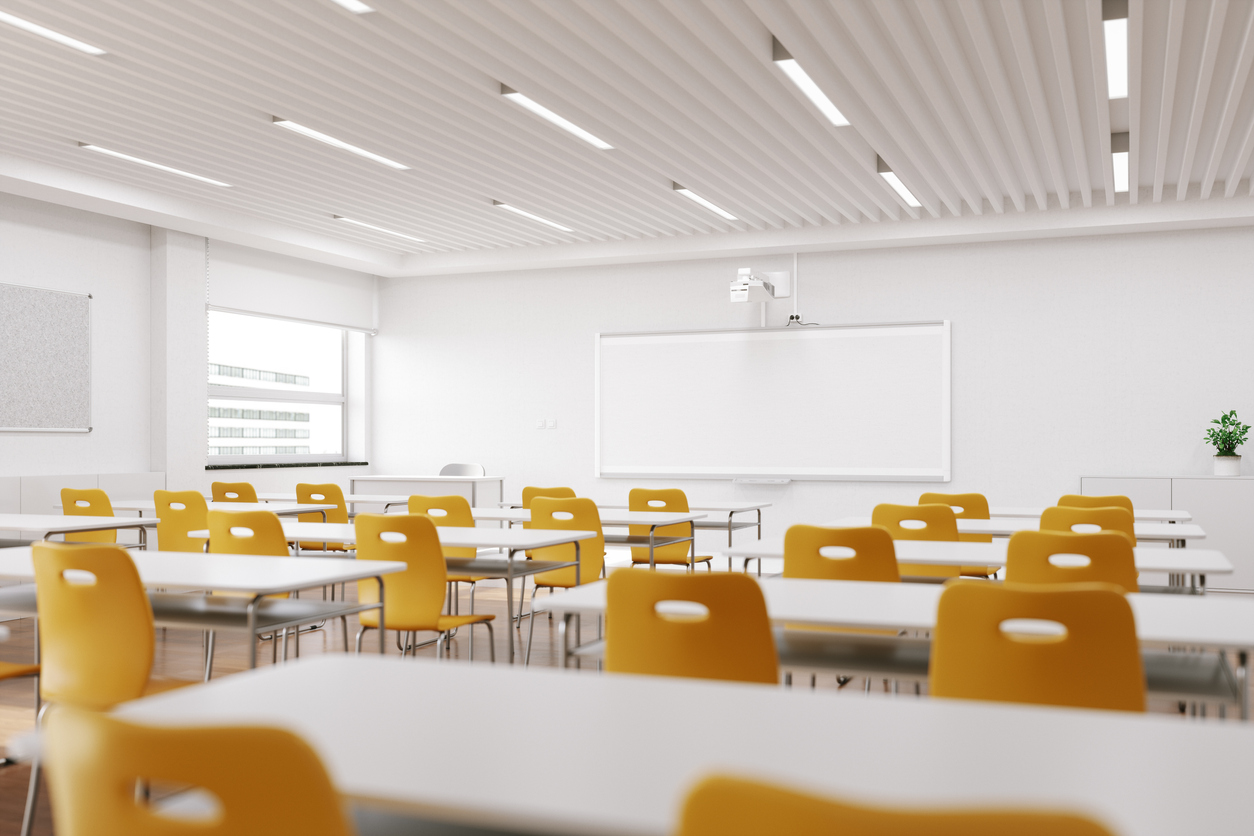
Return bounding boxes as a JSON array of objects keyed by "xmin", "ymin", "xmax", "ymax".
[
  {"xmin": 78, "ymin": 500, "xmax": 336, "ymax": 521},
  {"xmin": 114, "ymin": 655, "xmax": 1254, "ymax": 835},
  {"xmin": 0, "ymin": 548, "xmax": 404, "ymax": 668},
  {"xmin": 350, "ymin": 475, "xmax": 503, "ymax": 508},
  {"xmin": 470, "ymin": 508, "xmax": 706, "ymax": 569},
  {"xmin": 538, "ymin": 578, "xmax": 1254, "ymax": 717},
  {"xmin": 829, "ymin": 516, "xmax": 1206, "ymax": 548},
  {"xmin": 0, "ymin": 513, "xmax": 155, "ymax": 548},
  {"xmin": 990, "ymin": 506, "xmax": 1192, "ymax": 523},
  {"xmin": 255, "ymin": 493, "xmax": 410, "ymax": 512},
  {"xmin": 504, "ymin": 500, "xmax": 771, "ymax": 553},
  {"xmin": 724, "ymin": 538, "xmax": 1232, "ymax": 592}
]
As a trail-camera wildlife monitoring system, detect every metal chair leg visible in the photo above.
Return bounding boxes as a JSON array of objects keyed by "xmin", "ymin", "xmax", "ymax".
[
  {"xmin": 204, "ymin": 631, "xmax": 216, "ymax": 681},
  {"xmin": 341, "ymin": 617, "xmax": 349, "ymax": 652},
  {"xmin": 20, "ymin": 702, "xmax": 50, "ymax": 836},
  {"xmin": 484, "ymin": 620, "xmax": 496, "ymax": 663},
  {"xmin": 525, "ymin": 586, "xmax": 541, "ymax": 666}
]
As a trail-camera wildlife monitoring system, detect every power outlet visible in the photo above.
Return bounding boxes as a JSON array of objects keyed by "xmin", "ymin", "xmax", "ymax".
[
  {"xmin": 536, "ymin": 419, "xmax": 546, "ymax": 429},
  {"xmin": 546, "ymin": 418, "xmax": 557, "ymax": 429}
]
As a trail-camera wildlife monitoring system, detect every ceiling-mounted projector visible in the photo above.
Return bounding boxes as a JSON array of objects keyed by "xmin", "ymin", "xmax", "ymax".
[{"xmin": 730, "ymin": 267, "xmax": 791, "ymax": 303}]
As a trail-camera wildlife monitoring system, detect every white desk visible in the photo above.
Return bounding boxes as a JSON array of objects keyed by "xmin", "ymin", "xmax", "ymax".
[
  {"xmin": 75, "ymin": 500, "xmax": 336, "ymax": 520},
  {"xmin": 724, "ymin": 538, "xmax": 1233, "ymax": 592},
  {"xmin": 829, "ymin": 517, "xmax": 1206, "ymax": 547},
  {"xmin": 115, "ymin": 655, "xmax": 1254, "ymax": 835},
  {"xmin": 0, "ymin": 513, "xmax": 155, "ymax": 548},
  {"xmin": 470, "ymin": 508, "xmax": 706, "ymax": 568},
  {"xmin": 0, "ymin": 547, "xmax": 405, "ymax": 667},
  {"xmin": 350, "ymin": 475, "xmax": 503, "ymax": 508},
  {"xmin": 990, "ymin": 506, "xmax": 1192, "ymax": 523},
  {"xmin": 256, "ymin": 493, "xmax": 410, "ymax": 512},
  {"xmin": 504, "ymin": 501, "xmax": 771, "ymax": 552}
]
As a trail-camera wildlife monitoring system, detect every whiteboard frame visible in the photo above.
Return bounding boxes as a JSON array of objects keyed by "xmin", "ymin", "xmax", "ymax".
[
  {"xmin": 0, "ymin": 282, "xmax": 92, "ymax": 433},
  {"xmin": 594, "ymin": 321, "xmax": 950, "ymax": 482}
]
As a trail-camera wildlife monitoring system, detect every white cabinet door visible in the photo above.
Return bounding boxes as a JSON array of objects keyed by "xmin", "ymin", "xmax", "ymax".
[
  {"xmin": 1171, "ymin": 478, "xmax": 1254, "ymax": 593},
  {"xmin": 1080, "ymin": 477, "xmax": 1172, "ymax": 510}
]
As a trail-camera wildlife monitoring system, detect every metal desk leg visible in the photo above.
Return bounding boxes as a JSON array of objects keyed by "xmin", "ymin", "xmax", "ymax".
[
  {"xmin": 649, "ymin": 526, "xmax": 656, "ymax": 570},
  {"xmin": 558, "ymin": 612, "xmax": 572, "ymax": 669},
  {"xmin": 375, "ymin": 576, "xmax": 385, "ymax": 654},
  {"xmin": 247, "ymin": 596, "xmax": 260, "ymax": 668},
  {"xmin": 690, "ymin": 521, "xmax": 696, "ymax": 572},
  {"xmin": 505, "ymin": 548, "xmax": 516, "ymax": 663},
  {"xmin": 139, "ymin": 525, "xmax": 147, "ymax": 550}
]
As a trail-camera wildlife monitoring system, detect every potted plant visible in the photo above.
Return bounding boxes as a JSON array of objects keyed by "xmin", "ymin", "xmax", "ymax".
[{"xmin": 1205, "ymin": 410, "xmax": 1251, "ymax": 476}]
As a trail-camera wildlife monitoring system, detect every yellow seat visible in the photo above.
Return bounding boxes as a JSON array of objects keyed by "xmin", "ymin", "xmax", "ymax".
[
  {"xmin": 207, "ymin": 510, "xmax": 291, "ymax": 600},
  {"xmin": 929, "ymin": 581, "xmax": 1145, "ymax": 712},
  {"xmin": 919, "ymin": 491, "xmax": 997, "ymax": 577},
  {"xmin": 296, "ymin": 482, "xmax": 350, "ymax": 551},
  {"xmin": 521, "ymin": 486, "xmax": 575, "ymax": 508},
  {"xmin": 59, "ymin": 488, "xmax": 115, "ymax": 544},
  {"xmin": 870, "ymin": 503, "xmax": 959, "ymax": 579},
  {"xmin": 1059, "ymin": 494, "xmax": 1134, "ymax": 513},
  {"xmin": 628, "ymin": 488, "xmax": 711, "ymax": 570},
  {"xmin": 523, "ymin": 497, "xmax": 607, "ymax": 663},
  {"xmin": 211, "ymin": 481, "xmax": 257, "ymax": 503},
  {"xmin": 1006, "ymin": 530, "xmax": 1139, "ymax": 593},
  {"xmin": 783, "ymin": 525, "xmax": 899, "ymax": 582},
  {"xmin": 604, "ymin": 570, "xmax": 778, "ymax": 684},
  {"xmin": 1040, "ymin": 505, "xmax": 1137, "ymax": 546},
  {"xmin": 408, "ymin": 494, "xmax": 488, "ymax": 613},
  {"xmin": 154, "ymin": 490, "xmax": 208, "ymax": 552},
  {"xmin": 354, "ymin": 513, "xmax": 495, "ymax": 661},
  {"xmin": 676, "ymin": 775, "xmax": 1115, "ymax": 836},
  {"xmin": 43, "ymin": 706, "xmax": 354, "ymax": 836}
]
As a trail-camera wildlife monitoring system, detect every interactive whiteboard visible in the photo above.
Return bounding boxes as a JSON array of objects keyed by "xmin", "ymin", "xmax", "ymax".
[
  {"xmin": 0, "ymin": 283, "xmax": 92, "ymax": 432},
  {"xmin": 595, "ymin": 322, "xmax": 949, "ymax": 481}
]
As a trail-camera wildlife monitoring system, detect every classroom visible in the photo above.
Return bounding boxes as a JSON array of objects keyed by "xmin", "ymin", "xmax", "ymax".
[{"xmin": 1, "ymin": 1, "xmax": 1253, "ymax": 833}]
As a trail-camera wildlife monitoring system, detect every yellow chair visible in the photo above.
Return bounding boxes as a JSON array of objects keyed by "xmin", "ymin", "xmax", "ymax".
[
  {"xmin": 43, "ymin": 706, "xmax": 354, "ymax": 836},
  {"xmin": 676, "ymin": 775, "xmax": 1115, "ymax": 836},
  {"xmin": 783, "ymin": 525, "xmax": 899, "ymax": 582},
  {"xmin": 870, "ymin": 503, "xmax": 959, "ymax": 579},
  {"xmin": 295, "ymin": 482, "xmax": 350, "ymax": 551},
  {"xmin": 59, "ymin": 488, "xmax": 115, "ymax": 544},
  {"xmin": 524, "ymin": 497, "xmax": 606, "ymax": 663},
  {"xmin": 354, "ymin": 513, "xmax": 495, "ymax": 661},
  {"xmin": 153, "ymin": 490, "xmax": 208, "ymax": 553},
  {"xmin": 211, "ymin": 481, "xmax": 257, "ymax": 503},
  {"xmin": 1006, "ymin": 530, "xmax": 1139, "ymax": 593},
  {"xmin": 207, "ymin": 509, "xmax": 290, "ymax": 558},
  {"xmin": 929, "ymin": 581, "xmax": 1145, "ymax": 712},
  {"xmin": 408, "ymin": 494, "xmax": 488, "ymax": 615},
  {"xmin": 1059, "ymin": 494, "xmax": 1134, "ymax": 514},
  {"xmin": 521, "ymin": 485, "xmax": 576, "ymax": 508},
  {"xmin": 919, "ymin": 491, "xmax": 997, "ymax": 577},
  {"xmin": 628, "ymin": 488, "xmax": 712, "ymax": 571},
  {"xmin": 1040, "ymin": 505, "xmax": 1137, "ymax": 546},
  {"xmin": 604, "ymin": 570, "xmax": 778, "ymax": 684}
]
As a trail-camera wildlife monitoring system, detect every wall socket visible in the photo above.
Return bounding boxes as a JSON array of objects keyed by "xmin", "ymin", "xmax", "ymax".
[{"xmin": 536, "ymin": 418, "xmax": 557, "ymax": 429}]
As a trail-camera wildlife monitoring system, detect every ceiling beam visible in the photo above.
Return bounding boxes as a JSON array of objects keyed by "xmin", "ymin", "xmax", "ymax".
[
  {"xmin": 1176, "ymin": 0, "xmax": 1229, "ymax": 201},
  {"xmin": 1152, "ymin": 0, "xmax": 1187, "ymax": 202},
  {"xmin": 1086, "ymin": 0, "xmax": 1115, "ymax": 205},
  {"xmin": 1201, "ymin": 3, "xmax": 1254, "ymax": 198},
  {"xmin": 1044, "ymin": 0, "xmax": 1094, "ymax": 208}
]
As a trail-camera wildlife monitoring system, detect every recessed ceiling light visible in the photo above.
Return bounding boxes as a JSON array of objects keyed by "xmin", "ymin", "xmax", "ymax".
[
  {"xmin": 78, "ymin": 143, "xmax": 231, "ymax": 187},
  {"xmin": 334, "ymin": 215, "xmax": 425, "ymax": 243},
  {"xmin": 272, "ymin": 118, "xmax": 409, "ymax": 170},
  {"xmin": 772, "ymin": 38, "xmax": 849, "ymax": 128},
  {"xmin": 672, "ymin": 183, "xmax": 738, "ymax": 221},
  {"xmin": 500, "ymin": 85, "xmax": 613, "ymax": 150},
  {"xmin": 1104, "ymin": 17, "xmax": 1128, "ymax": 99},
  {"xmin": 0, "ymin": 10, "xmax": 105, "ymax": 55},
  {"xmin": 328, "ymin": 0, "xmax": 374, "ymax": 12},
  {"xmin": 1111, "ymin": 132, "xmax": 1130, "ymax": 193},
  {"xmin": 492, "ymin": 200, "xmax": 573, "ymax": 232},
  {"xmin": 877, "ymin": 156, "xmax": 921, "ymax": 208}
]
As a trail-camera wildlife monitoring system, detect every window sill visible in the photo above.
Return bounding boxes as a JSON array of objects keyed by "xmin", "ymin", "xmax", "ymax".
[{"xmin": 206, "ymin": 462, "xmax": 368, "ymax": 471}]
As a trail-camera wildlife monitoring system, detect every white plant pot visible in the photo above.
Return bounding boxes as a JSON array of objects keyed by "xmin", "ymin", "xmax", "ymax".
[{"xmin": 1214, "ymin": 455, "xmax": 1242, "ymax": 477}]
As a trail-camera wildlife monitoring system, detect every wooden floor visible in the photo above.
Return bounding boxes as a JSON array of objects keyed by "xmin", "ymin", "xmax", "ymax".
[{"xmin": 0, "ymin": 573, "xmax": 1240, "ymax": 834}]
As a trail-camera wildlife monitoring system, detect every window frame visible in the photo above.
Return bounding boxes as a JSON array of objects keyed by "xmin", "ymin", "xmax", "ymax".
[{"xmin": 206, "ymin": 312, "xmax": 349, "ymax": 467}]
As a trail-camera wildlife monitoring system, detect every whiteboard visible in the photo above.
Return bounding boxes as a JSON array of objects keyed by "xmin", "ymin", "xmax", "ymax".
[
  {"xmin": 595, "ymin": 322, "xmax": 950, "ymax": 481},
  {"xmin": 0, "ymin": 283, "xmax": 92, "ymax": 432}
]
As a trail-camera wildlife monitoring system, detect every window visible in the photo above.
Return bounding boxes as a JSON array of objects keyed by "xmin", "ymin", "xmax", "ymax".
[{"xmin": 207, "ymin": 311, "xmax": 347, "ymax": 465}]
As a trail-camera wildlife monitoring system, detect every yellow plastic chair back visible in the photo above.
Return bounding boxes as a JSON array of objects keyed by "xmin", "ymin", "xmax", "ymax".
[
  {"xmin": 33, "ymin": 543, "xmax": 153, "ymax": 710},
  {"xmin": 211, "ymin": 481, "xmax": 257, "ymax": 503},
  {"xmin": 1040, "ymin": 505, "xmax": 1137, "ymax": 546},
  {"xmin": 154, "ymin": 490, "xmax": 208, "ymax": 553},
  {"xmin": 295, "ymin": 483, "xmax": 349, "ymax": 551},
  {"xmin": 1006, "ymin": 530, "xmax": 1139, "ymax": 593},
  {"xmin": 521, "ymin": 486, "xmax": 575, "ymax": 509},
  {"xmin": 1059, "ymin": 494, "xmax": 1134, "ymax": 513},
  {"xmin": 871, "ymin": 503, "xmax": 959, "ymax": 578},
  {"xmin": 628, "ymin": 488, "xmax": 693, "ymax": 565},
  {"xmin": 676, "ymin": 775, "xmax": 1116, "ymax": 836},
  {"xmin": 60, "ymin": 488, "xmax": 116, "ymax": 544},
  {"xmin": 527, "ymin": 497, "xmax": 604, "ymax": 588},
  {"xmin": 783, "ymin": 525, "xmax": 899, "ymax": 582},
  {"xmin": 206, "ymin": 510, "xmax": 290, "ymax": 556},
  {"xmin": 930, "ymin": 581, "xmax": 1145, "ymax": 712},
  {"xmin": 408, "ymin": 495, "xmax": 476, "ymax": 559},
  {"xmin": 605, "ymin": 570, "xmax": 778, "ymax": 684},
  {"xmin": 355, "ymin": 513, "xmax": 447, "ymax": 631},
  {"xmin": 43, "ymin": 706, "xmax": 353, "ymax": 836},
  {"xmin": 920, "ymin": 491, "xmax": 996, "ymax": 576}
]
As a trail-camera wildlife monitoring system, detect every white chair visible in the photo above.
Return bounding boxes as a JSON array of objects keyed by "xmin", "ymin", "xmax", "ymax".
[{"xmin": 440, "ymin": 463, "xmax": 485, "ymax": 477}]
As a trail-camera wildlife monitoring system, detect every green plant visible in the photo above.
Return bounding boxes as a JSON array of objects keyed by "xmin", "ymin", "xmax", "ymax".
[{"xmin": 1205, "ymin": 410, "xmax": 1251, "ymax": 456}]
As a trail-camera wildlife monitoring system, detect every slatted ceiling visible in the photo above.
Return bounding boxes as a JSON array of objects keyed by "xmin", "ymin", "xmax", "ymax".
[{"xmin": 1, "ymin": 1, "xmax": 1253, "ymax": 262}]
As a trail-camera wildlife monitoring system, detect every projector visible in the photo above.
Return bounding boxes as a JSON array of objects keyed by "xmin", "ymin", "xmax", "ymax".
[{"xmin": 730, "ymin": 268, "xmax": 791, "ymax": 303}]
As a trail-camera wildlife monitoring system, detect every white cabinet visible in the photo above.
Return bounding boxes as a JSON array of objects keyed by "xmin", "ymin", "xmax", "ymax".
[{"xmin": 1079, "ymin": 477, "xmax": 1172, "ymax": 511}]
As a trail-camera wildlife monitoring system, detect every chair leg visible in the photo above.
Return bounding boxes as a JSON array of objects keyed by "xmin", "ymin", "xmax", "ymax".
[
  {"xmin": 525, "ymin": 586, "xmax": 541, "ymax": 667},
  {"xmin": 340, "ymin": 617, "xmax": 349, "ymax": 652},
  {"xmin": 20, "ymin": 702, "xmax": 49, "ymax": 836},
  {"xmin": 484, "ymin": 620, "xmax": 496, "ymax": 663},
  {"xmin": 203, "ymin": 631, "xmax": 216, "ymax": 681},
  {"xmin": 356, "ymin": 626, "xmax": 370, "ymax": 654}
]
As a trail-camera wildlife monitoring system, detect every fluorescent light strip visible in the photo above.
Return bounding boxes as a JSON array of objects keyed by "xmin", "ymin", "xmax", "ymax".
[
  {"xmin": 880, "ymin": 171, "xmax": 921, "ymax": 208},
  {"xmin": 1104, "ymin": 18, "xmax": 1128, "ymax": 99},
  {"xmin": 673, "ymin": 184, "xmax": 738, "ymax": 221},
  {"xmin": 334, "ymin": 216, "xmax": 424, "ymax": 243},
  {"xmin": 772, "ymin": 39, "xmax": 849, "ymax": 128},
  {"xmin": 0, "ymin": 10, "xmax": 105, "ymax": 54},
  {"xmin": 272, "ymin": 118, "xmax": 409, "ymax": 170},
  {"xmin": 1112, "ymin": 151, "xmax": 1129, "ymax": 193},
  {"xmin": 502, "ymin": 88, "xmax": 612, "ymax": 150},
  {"xmin": 328, "ymin": 0, "xmax": 374, "ymax": 12},
  {"xmin": 492, "ymin": 201, "xmax": 573, "ymax": 232},
  {"xmin": 79, "ymin": 143, "xmax": 231, "ymax": 187}
]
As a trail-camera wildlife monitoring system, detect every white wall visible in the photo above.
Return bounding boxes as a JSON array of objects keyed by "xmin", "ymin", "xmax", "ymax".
[
  {"xmin": 373, "ymin": 225, "xmax": 1254, "ymax": 541},
  {"xmin": 0, "ymin": 193, "xmax": 152, "ymax": 476}
]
